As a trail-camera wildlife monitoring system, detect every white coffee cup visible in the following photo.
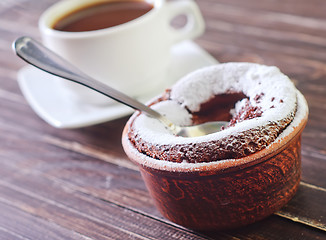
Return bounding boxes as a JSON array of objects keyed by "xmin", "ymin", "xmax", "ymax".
[{"xmin": 39, "ymin": 0, "xmax": 205, "ymax": 105}]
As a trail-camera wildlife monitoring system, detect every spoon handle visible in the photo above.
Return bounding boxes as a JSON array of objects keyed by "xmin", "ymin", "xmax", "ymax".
[{"xmin": 13, "ymin": 36, "xmax": 174, "ymax": 129}]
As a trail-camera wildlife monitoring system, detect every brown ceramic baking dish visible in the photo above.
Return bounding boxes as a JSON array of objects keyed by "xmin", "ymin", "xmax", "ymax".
[{"xmin": 122, "ymin": 91, "xmax": 308, "ymax": 230}]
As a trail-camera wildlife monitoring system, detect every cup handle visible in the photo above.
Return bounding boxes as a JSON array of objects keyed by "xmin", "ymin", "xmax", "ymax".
[{"xmin": 164, "ymin": 0, "xmax": 205, "ymax": 44}]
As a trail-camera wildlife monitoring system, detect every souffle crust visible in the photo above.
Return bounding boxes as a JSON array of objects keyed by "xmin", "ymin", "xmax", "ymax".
[{"xmin": 128, "ymin": 63, "xmax": 299, "ymax": 163}]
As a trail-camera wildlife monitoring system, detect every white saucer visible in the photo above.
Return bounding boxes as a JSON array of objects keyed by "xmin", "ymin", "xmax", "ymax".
[{"xmin": 17, "ymin": 40, "xmax": 218, "ymax": 129}]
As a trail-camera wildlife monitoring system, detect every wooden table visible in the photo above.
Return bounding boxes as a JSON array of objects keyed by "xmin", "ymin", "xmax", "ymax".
[{"xmin": 1, "ymin": 0, "xmax": 325, "ymax": 239}]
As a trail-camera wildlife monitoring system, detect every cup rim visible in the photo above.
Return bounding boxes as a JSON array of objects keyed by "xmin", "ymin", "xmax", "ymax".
[
  {"xmin": 39, "ymin": 0, "xmax": 160, "ymax": 38},
  {"xmin": 122, "ymin": 90, "xmax": 309, "ymax": 174}
]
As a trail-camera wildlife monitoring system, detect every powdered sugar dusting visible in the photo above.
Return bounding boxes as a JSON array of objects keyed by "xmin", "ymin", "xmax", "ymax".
[
  {"xmin": 170, "ymin": 63, "xmax": 295, "ymax": 113},
  {"xmin": 132, "ymin": 63, "xmax": 297, "ymax": 147},
  {"xmin": 269, "ymin": 90, "xmax": 308, "ymax": 145}
]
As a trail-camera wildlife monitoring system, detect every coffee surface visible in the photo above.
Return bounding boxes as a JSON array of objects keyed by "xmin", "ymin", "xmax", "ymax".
[{"xmin": 53, "ymin": 1, "xmax": 153, "ymax": 32}]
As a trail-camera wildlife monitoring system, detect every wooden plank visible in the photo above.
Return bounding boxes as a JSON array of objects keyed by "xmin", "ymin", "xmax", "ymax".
[
  {"xmin": 0, "ymin": 186, "xmax": 150, "ymax": 240},
  {"xmin": 206, "ymin": 215, "xmax": 326, "ymax": 240},
  {"xmin": 199, "ymin": 30, "xmax": 326, "ymax": 64},
  {"xmin": 198, "ymin": 0, "xmax": 326, "ymax": 35},
  {"xmin": 200, "ymin": 0, "xmax": 326, "ymax": 19},
  {"xmin": 301, "ymin": 150, "xmax": 326, "ymax": 189},
  {"xmin": 277, "ymin": 182, "xmax": 326, "ymax": 231},
  {"xmin": 0, "ymin": 162, "xmax": 212, "ymax": 240},
  {"xmin": 0, "ymin": 201, "xmax": 90, "ymax": 240},
  {"xmin": 0, "ymin": 228, "xmax": 29, "ymax": 240}
]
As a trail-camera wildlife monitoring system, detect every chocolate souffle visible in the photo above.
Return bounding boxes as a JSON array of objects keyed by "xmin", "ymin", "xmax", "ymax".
[{"xmin": 126, "ymin": 63, "xmax": 306, "ymax": 164}]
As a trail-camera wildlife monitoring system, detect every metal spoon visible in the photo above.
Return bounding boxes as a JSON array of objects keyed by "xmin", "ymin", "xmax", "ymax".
[{"xmin": 13, "ymin": 36, "xmax": 227, "ymax": 137}]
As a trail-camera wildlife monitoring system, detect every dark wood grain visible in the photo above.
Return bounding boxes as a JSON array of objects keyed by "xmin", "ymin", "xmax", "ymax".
[
  {"xmin": 277, "ymin": 182, "xmax": 326, "ymax": 231},
  {"xmin": 0, "ymin": 0, "xmax": 325, "ymax": 239}
]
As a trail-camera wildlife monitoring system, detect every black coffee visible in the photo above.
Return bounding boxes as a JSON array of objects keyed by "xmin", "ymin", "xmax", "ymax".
[{"xmin": 53, "ymin": 1, "xmax": 154, "ymax": 32}]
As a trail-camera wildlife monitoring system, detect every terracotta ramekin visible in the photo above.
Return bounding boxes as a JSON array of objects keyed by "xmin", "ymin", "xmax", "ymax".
[{"xmin": 122, "ymin": 91, "xmax": 308, "ymax": 231}]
